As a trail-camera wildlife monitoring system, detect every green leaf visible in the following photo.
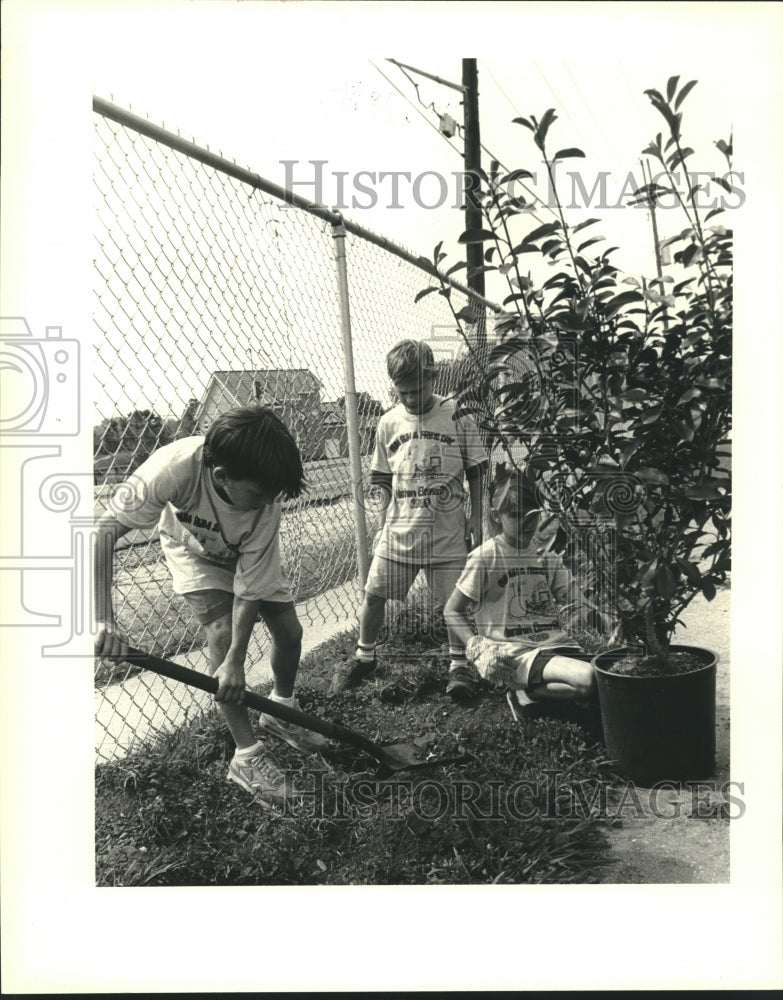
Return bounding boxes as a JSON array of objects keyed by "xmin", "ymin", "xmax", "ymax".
[
  {"xmin": 572, "ymin": 218, "xmax": 601, "ymax": 234},
  {"xmin": 673, "ymin": 79, "xmax": 698, "ymax": 111},
  {"xmin": 535, "ymin": 108, "xmax": 558, "ymax": 149},
  {"xmin": 577, "ymin": 236, "xmax": 605, "ymax": 253},
  {"xmin": 621, "ymin": 388, "xmax": 647, "ymax": 401},
  {"xmin": 677, "ymin": 243, "xmax": 703, "ymax": 267},
  {"xmin": 458, "ymin": 228, "xmax": 497, "ymax": 244},
  {"xmin": 676, "ymin": 557, "xmax": 702, "ymax": 583},
  {"xmin": 540, "ymin": 239, "xmax": 563, "ymax": 256},
  {"xmin": 685, "ymin": 484, "xmax": 723, "ymax": 499},
  {"xmin": 666, "ymin": 75, "xmax": 680, "ymax": 102},
  {"xmin": 620, "ymin": 440, "xmax": 640, "ymax": 467},
  {"xmin": 604, "ymin": 290, "xmax": 645, "ymax": 315},
  {"xmin": 673, "ymin": 278, "xmax": 695, "ymax": 295},
  {"xmin": 668, "ymin": 147, "xmax": 694, "ymax": 171},
  {"xmin": 701, "ymin": 579, "xmax": 717, "ymax": 601},
  {"xmin": 553, "ymin": 147, "xmax": 586, "ymax": 160},
  {"xmin": 446, "ymin": 261, "xmax": 468, "ymax": 276},
  {"xmin": 637, "ymin": 467, "xmax": 669, "ymax": 485},
  {"xmin": 500, "ymin": 169, "xmax": 536, "ymax": 184},
  {"xmin": 522, "ymin": 221, "xmax": 562, "ymax": 244},
  {"xmin": 494, "ymin": 380, "xmax": 535, "ymax": 400},
  {"xmin": 655, "ymin": 563, "xmax": 678, "ymax": 600},
  {"xmin": 414, "ymin": 287, "xmax": 438, "ymax": 304},
  {"xmin": 513, "ymin": 117, "xmax": 536, "ymax": 131},
  {"xmin": 456, "ymin": 307, "xmax": 478, "ymax": 324},
  {"xmin": 677, "ymin": 420, "xmax": 694, "ymax": 442}
]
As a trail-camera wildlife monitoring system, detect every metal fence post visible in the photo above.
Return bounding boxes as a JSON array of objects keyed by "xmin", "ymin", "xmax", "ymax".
[{"xmin": 331, "ymin": 216, "xmax": 370, "ymax": 585}]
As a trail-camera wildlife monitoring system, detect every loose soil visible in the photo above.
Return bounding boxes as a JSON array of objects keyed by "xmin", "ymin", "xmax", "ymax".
[{"xmin": 607, "ymin": 650, "xmax": 710, "ymax": 677}]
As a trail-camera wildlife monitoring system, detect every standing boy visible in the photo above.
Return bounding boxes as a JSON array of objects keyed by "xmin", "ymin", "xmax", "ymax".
[
  {"xmin": 444, "ymin": 467, "xmax": 596, "ymax": 711},
  {"xmin": 95, "ymin": 405, "xmax": 327, "ymax": 810},
  {"xmin": 329, "ymin": 339, "xmax": 488, "ymax": 700}
]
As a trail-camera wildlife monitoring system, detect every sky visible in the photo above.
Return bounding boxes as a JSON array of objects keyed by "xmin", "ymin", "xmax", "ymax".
[
  {"xmin": 2, "ymin": 0, "xmax": 783, "ymax": 993},
  {"xmin": 85, "ymin": 16, "xmax": 743, "ymax": 282},
  {"xmin": 79, "ymin": 4, "xmax": 761, "ymax": 417}
]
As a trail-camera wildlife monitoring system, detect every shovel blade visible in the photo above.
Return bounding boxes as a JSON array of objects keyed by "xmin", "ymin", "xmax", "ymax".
[{"xmin": 375, "ymin": 741, "xmax": 473, "ymax": 777}]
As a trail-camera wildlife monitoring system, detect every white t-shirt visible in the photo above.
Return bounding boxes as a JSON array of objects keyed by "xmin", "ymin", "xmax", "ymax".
[
  {"xmin": 371, "ymin": 395, "xmax": 487, "ymax": 564},
  {"xmin": 456, "ymin": 534, "xmax": 578, "ymax": 648},
  {"xmin": 110, "ymin": 437, "xmax": 291, "ymax": 602}
]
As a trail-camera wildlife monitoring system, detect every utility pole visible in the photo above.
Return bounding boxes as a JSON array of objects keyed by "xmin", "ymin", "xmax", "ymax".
[
  {"xmin": 462, "ymin": 59, "xmax": 485, "ymax": 303},
  {"xmin": 386, "ymin": 58, "xmax": 487, "ymax": 345}
]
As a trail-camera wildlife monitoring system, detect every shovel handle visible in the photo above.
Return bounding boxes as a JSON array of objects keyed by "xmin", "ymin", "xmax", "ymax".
[{"xmin": 124, "ymin": 647, "xmax": 383, "ymax": 759}]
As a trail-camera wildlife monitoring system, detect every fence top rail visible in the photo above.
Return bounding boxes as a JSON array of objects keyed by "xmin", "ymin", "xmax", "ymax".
[{"xmin": 93, "ymin": 95, "xmax": 502, "ymax": 315}]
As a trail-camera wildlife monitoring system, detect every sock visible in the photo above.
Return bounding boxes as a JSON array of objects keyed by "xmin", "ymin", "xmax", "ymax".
[
  {"xmin": 234, "ymin": 740, "xmax": 264, "ymax": 759},
  {"xmin": 270, "ymin": 691, "xmax": 296, "ymax": 708},
  {"xmin": 449, "ymin": 647, "xmax": 467, "ymax": 673},
  {"xmin": 355, "ymin": 641, "xmax": 376, "ymax": 663}
]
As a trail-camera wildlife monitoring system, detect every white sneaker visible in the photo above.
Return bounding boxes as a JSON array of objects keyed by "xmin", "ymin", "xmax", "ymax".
[
  {"xmin": 227, "ymin": 750, "xmax": 294, "ymax": 810},
  {"xmin": 259, "ymin": 700, "xmax": 331, "ymax": 754}
]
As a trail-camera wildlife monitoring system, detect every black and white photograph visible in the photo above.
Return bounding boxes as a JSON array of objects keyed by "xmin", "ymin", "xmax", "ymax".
[{"xmin": 1, "ymin": 0, "xmax": 782, "ymax": 993}]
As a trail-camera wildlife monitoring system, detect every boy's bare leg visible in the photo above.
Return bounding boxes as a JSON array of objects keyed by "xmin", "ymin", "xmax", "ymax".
[
  {"xmin": 358, "ymin": 592, "xmax": 387, "ymax": 646},
  {"xmin": 258, "ymin": 601, "xmax": 303, "ymax": 699},
  {"xmin": 528, "ymin": 656, "xmax": 596, "ymax": 703},
  {"xmin": 203, "ymin": 614, "xmax": 256, "ymax": 749}
]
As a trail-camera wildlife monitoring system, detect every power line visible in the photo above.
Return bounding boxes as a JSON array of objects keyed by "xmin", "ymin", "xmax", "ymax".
[
  {"xmin": 367, "ymin": 59, "xmax": 464, "ymax": 158},
  {"xmin": 531, "ymin": 59, "xmax": 599, "ymax": 159},
  {"xmin": 375, "ymin": 58, "xmax": 556, "ymax": 227},
  {"xmin": 372, "ymin": 59, "xmax": 661, "ymax": 288},
  {"xmin": 560, "ymin": 62, "xmax": 629, "ymax": 173}
]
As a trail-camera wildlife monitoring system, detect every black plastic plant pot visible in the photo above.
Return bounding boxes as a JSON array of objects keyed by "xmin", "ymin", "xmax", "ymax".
[{"xmin": 592, "ymin": 645, "xmax": 717, "ymax": 785}]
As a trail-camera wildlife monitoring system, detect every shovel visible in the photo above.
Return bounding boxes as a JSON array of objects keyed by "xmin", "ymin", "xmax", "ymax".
[{"xmin": 122, "ymin": 647, "xmax": 470, "ymax": 777}]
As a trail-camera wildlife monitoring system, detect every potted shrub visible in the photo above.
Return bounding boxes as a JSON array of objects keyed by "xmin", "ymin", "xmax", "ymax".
[{"xmin": 417, "ymin": 76, "xmax": 732, "ymax": 783}]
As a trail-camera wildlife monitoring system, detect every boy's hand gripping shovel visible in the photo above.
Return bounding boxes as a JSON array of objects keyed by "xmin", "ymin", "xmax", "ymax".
[{"xmin": 121, "ymin": 647, "xmax": 471, "ymax": 777}]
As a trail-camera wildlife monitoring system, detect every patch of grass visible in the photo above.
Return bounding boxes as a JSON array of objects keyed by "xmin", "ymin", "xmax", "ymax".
[{"xmin": 96, "ymin": 606, "xmax": 617, "ymax": 885}]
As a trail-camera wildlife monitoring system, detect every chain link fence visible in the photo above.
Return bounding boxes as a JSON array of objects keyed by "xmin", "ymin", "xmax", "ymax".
[{"xmin": 93, "ymin": 97, "xmax": 498, "ymax": 761}]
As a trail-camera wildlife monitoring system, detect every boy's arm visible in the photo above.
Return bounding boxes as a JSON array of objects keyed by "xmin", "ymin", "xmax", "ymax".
[
  {"xmin": 465, "ymin": 462, "xmax": 487, "ymax": 550},
  {"xmin": 213, "ymin": 596, "xmax": 263, "ymax": 704},
  {"xmin": 94, "ymin": 512, "xmax": 132, "ymax": 657},
  {"xmin": 443, "ymin": 587, "xmax": 476, "ymax": 650}
]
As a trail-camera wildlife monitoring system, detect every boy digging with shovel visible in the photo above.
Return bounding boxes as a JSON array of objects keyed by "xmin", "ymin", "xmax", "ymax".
[{"xmin": 94, "ymin": 405, "xmax": 326, "ymax": 810}]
